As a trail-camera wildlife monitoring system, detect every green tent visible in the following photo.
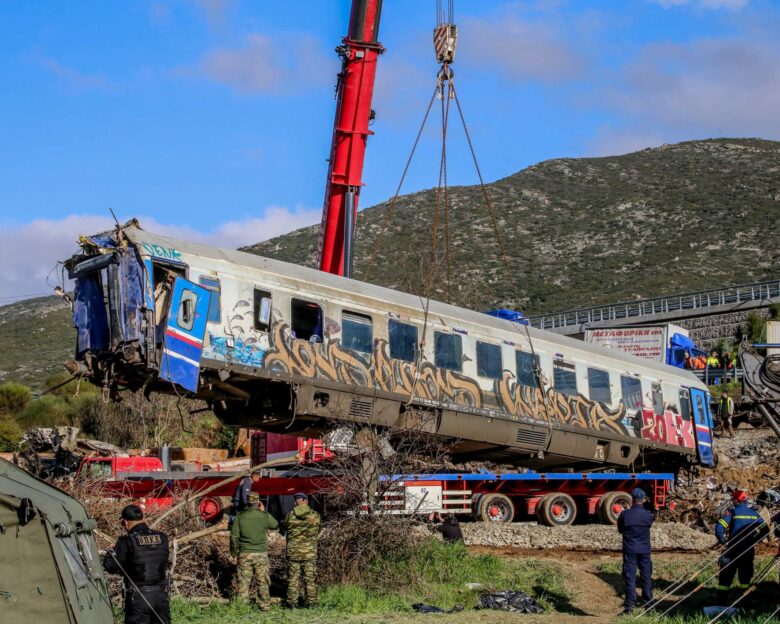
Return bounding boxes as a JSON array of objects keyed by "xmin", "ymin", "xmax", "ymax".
[{"xmin": 0, "ymin": 458, "xmax": 114, "ymax": 623}]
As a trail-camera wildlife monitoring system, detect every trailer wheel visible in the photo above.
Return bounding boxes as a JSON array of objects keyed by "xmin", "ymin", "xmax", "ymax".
[
  {"xmin": 598, "ymin": 491, "xmax": 632, "ymax": 525},
  {"xmin": 197, "ymin": 496, "xmax": 226, "ymax": 525},
  {"xmin": 477, "ymin": 493, "xmax": 515, "ymax": 523},
  {"xmin": 537, "ymin": 492, "xmax": 577, "ymax": 526}
]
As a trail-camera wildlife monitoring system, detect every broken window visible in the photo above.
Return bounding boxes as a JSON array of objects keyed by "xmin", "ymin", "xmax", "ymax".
[
  {"xmin": 652, "ymin": 383, "xmax": 664, "ymax": 416},
  {"xmin": 476, "ymin": 341, "xmax": 502, "ymax": 380},
  {"xmin": 621, "ymin": 376, "xmax": 643, "ymax": 411},
  {"xmin": 434, "ymin": 331, "xmax": 462, "ymax": 372},
  {"xmin": 291, "ymin": 299, "xmax": 323, "ymax": 342},
  {"xmin": 388, "ymin": 319, "xmax": 418, "ymax": 362},
  {"xmin": 198, "ymin": 276, "xmax": 221, "ymax": 323},
  {"xmin": 253, "ymin": 289, "xmax": 272, "ymax": 332},
  {"xmin": 342, "ymin": 311, "xmax": 373, "ymax": 354},
  {"xmin": 679, "ymin": 389, "xmax": 692, "ymax": 422},
  {"xmin": 553, "ymin": 360, "xmax": 578, "ymax": 397},
  {"xmin": 516, "ymin": 351, "xmax": 540, "ymax": 388}
]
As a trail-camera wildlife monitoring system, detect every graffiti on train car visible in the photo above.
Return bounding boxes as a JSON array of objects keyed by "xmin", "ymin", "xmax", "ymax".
[
  {"xmin": 641, "ymin": 408, "xmax": 695, "ymax": 448},
  {"xmin": 201, "ymin": 312, "xmax": 689, "ymax": 442},
  {"xmin": 493, "ymin": 372, "xmax": 629, "ymax": 435}
]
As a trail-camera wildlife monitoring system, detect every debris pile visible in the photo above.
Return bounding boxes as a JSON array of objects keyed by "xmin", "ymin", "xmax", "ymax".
[{"xmin": 674, "ymin": 429, "xmax": 779, "ymax": 530}]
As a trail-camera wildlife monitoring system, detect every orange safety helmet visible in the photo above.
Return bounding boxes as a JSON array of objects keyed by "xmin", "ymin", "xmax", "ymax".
[{"xmin": 732, "ymin": 489, "xmax": 748, "ymax": 503}]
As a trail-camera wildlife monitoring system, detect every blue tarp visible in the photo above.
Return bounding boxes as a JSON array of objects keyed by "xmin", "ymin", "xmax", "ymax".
[{"xmin": 485, "ymin": 309, "xmax": 529, "ymax": 325}]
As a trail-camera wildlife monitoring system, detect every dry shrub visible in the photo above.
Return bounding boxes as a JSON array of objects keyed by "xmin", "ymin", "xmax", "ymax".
[{"xmin": 317, "ymin": 515, "xmax": 420, "ymax": 588}]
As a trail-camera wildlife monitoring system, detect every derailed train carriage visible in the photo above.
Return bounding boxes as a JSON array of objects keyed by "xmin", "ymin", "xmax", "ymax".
[{"xmin": 63, "ymin": 221, "xmax": 716, "ymax": 471}]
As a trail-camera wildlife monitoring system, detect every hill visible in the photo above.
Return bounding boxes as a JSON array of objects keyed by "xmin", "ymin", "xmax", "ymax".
[
  {"xmin": 0, "ymin": 296, "xmax": 72, "ymax": 389},
  {"xmin": 3, "ymin": 138, "xmax": 780, "ymax": 387},
  {"xmin": 243, "ymin": 138, "xmax": 780, "ymax": 315}
]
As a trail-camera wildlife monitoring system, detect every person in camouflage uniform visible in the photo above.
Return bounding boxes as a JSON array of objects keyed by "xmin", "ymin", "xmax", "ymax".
[
  {"xmin": 230, "ymin": 493, "xmax": 279, "ymax": 611},
  {"xmin": 283, "ymin": 492, "xmax": 321, "ymax": 608}
]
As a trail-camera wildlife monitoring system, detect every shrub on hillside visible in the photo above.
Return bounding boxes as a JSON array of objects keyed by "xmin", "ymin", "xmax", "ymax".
[
  {"xmin": 0, "ymin": 382, "xmax": 32, "ymax": 415},
  {"xmin": 0, "ymin": 417, "xmax": 22, "ymax": 451},
  {"xmin": 19, "ymin": 395, "xmax": 75, "ymax": 428}
]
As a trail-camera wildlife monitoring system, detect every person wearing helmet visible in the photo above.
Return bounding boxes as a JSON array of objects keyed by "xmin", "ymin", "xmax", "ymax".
[
  {"xmin": 617, "ymin": 488, "xmax": 655, "ymax": 615},
  {"xmin": 714, "ymin": 489, "xmax": 769, "ymax": 605}
]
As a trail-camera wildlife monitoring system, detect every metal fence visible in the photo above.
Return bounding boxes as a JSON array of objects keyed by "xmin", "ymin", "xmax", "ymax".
[
  {"xmin": 690, "ymin": 367, "xmax": 743, "ymax": 385},
  {"xmin": 529, "ymin": 279, "xmax": 780, "ymax": 331}
]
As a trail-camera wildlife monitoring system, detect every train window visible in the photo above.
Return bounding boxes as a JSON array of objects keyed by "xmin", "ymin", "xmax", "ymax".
[
  {"xmin": 434, "ymin": 331, "xmax": 462, "ymax": 372},
  {"xmin": 198, "ymin": 276, "xmax": 221, "ymax": 323},
  {"xmin": 291, "ymin": 298, "xmax": 323, "ymax": 342},
  {"xmin": 588, "ymin": 368, "xmax": 611, "ymax": 404},
  {"xmin": 516, "ymin": 351, "xmax": 540, "ymax": 388},
  {"xmin": 253, "ymin": 289, "xmax": 272, "ymax": 332},
  {"xmin": 342, "ymin": 311, "xmax": 373, "ymax": 354},
  {"xmin": 176, "ymin": 289, "xmax": 197, "ymax": 330},
  {"xmin": 477, "ymin": 342, "xmax": 502, "ymax": 380},
  {"xmin": 621, "ymin": 376, "xmax": 643, "ymax": 411},
  {"xmin": 652, "ymin": 383, "xmax": 664, "ymax": 416},
  {"xmin": 553, "ymin": 360, "xmax": 578, "ymax": 397},
  {"xmin": 388, "ymin": 319, "xmax": 418, "ymax": 362},
  {"xmin": 679, "ymin": 389, "xmax": 692, "ymax": 421}
]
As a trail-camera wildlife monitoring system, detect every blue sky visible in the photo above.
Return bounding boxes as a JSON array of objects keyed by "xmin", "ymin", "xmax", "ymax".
[{"xmin": 1, "ymin": 0, "xmax": 779, "ymax": 300}]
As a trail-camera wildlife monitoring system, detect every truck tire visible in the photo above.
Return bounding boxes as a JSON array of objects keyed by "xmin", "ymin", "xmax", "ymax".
[
  {"xmin": 477, "ymin": 493, "xmax": 515, "ymax": 523},
  {"xmin": 598, "ymin": 491, "xmax": 632, "ymax": 525},
  {"xmin": 537, "ymin": 492, "xmax": 577, "ymax": 526},
  {"xmin": 197, "ymin": 495, "xmax": 229, "ymax": 525}
]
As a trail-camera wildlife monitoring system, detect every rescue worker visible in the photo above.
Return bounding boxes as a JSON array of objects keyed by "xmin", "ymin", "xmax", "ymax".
[
  {"xmin": 230, "ymin": 493, "xmax": 279, "ymax": 611},
  {"xmin": 707, "ymin": 351, "xmax": 721, "ymax": 369},
  {"xmin": 230, "ymin": 470, "xmax": 261, "ymax": 524},
  {"xmin": 683, "ymin": 351, "xmax": 695, "ymax": 369},
  {"xmin": 695, "ymin": 354, "xmax": 707, "ymax": 370},
  {"xmin": 718, "ymin": 390, "xmax": 735, "ymax": 437},
  {"xmin": 617, "ymin": 488, "xmax": 654, "ymax": 615},
  {"xmin": 715, "ymin": 489, "xmax": 769, "ymax": 605},
  {"xmin": 430, "ymin": 512, "xmax": 464, "ymax": 543},
  {"xmin": 103, "ymin": 504, "xmax": 170, "ymax": 624},
  {"xmin": 283, "ymin": 492, "xmax": 321, "ymax": 608}
]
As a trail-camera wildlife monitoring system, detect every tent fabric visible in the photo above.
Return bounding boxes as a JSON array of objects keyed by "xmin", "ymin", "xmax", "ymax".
[
  {"xmin": 0, "ymin": 458, "xmax": 113, "ymax": 624},
  {"xmin": 670, "ymin": 333, "xmax": 696, "ymax": 350}
]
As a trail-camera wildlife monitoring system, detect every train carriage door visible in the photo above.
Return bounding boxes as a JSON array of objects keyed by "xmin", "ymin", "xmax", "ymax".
[
  {"xmin": 689, "ymin": 387, "xmax": 715, "ymax": 466},
  {"xmin": 160, "ymin": 277, "xmax": 211, "ymax": 392}
]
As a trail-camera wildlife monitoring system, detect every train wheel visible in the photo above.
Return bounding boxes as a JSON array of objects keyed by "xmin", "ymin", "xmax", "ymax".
[
  {"xmin": 477, "ymin": 493, "xmax": 515, "ymax": 523},
  {"xmin": 598, "ymin": 491, "xmax": 632, "ymax": 525},
  {"xmin": 538, "ymin": 492, "xmax": 577, "ymax": 526},
  {"xmin": 197, "ymin": 496, "xmax": 225, "ymax": 526}
]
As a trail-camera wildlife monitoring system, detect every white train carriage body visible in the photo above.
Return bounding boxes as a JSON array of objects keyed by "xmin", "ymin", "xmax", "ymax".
[{"xmin": 64, "ymin": 223, "xmax": 716, "ymax": 470}]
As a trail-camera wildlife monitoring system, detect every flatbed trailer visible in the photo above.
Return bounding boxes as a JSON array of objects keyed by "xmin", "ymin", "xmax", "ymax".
[{"xmin": 86, "ymin": 465, "xmax": 674, "ymax": 526}]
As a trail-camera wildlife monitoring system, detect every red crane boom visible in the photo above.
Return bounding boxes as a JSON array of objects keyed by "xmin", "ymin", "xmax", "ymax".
[{"xmin": 317, "ymin": 0, "xmax": 384, "ymax": 277}]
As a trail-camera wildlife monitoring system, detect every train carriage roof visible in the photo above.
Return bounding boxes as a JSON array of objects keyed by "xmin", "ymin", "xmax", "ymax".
[{"xmin": 122, "ymin": 224, "xmax": 703, "ymax": 386}]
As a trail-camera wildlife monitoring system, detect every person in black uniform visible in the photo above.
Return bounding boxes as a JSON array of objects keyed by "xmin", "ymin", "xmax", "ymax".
[
  {"xmin": 617, "ymin": 488, "xmax": 654, "ymax": 615},
  {"xmin": 229, "ymin": 471, "xmax": 261, "ymax": 525},
  {"xmin": 103, "ymin": 504, "xmax": 171, "ymax": 624},
  {"xmin": 431, "ymin": 513, "xmax": 464, "ymax": 543}
]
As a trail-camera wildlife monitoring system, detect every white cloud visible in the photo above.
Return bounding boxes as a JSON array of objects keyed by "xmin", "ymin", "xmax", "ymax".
[
  {"xmin": 0, "ymin": 208, "xmax": 321, "ymax": 302},
  {"xmin": 587, "ymin": 128, "xmax": 668, "ymax": 156},
  {"xmin": 602, "ymin": 37, "xmax": 780, "ymax": 138},
  {"xmin": 39, "ymin": 57, "xmax": 115, "ymax": 92},
  {"xmin": 459, "ymin": 13, "xmax": 584, "ymax": 82},
  {"xmin": 193, "ymin": 32, "xmax": 334, "ymax": 95}
]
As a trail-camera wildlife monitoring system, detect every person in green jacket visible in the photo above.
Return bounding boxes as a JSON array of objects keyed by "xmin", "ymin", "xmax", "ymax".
[
  {"xmin": 283, "ymin": 492, "xmax": 321, "ymax": 608},
  {"xmin": 230, "ymin": 493, "xmax": 279, "ymax": 610}
]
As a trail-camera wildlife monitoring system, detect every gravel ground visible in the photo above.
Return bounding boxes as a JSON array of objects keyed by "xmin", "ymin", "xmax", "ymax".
[{"xmin": 460, "ymin": 521, "xmax": 714, "ymax": 551}]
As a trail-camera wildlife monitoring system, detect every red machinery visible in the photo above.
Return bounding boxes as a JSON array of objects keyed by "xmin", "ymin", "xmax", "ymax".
[{"xmin": 317, "ymin": 0, "xmax": 384, "ymax": 277}]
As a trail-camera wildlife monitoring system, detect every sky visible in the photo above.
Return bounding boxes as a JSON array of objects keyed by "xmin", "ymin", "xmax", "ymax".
[{"xmin": 1, "ymin": 0, "xmax": 779, "ymax": 302}]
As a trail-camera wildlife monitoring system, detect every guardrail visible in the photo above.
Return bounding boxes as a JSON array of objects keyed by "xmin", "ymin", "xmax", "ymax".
[
  {"xmin": 690, "ymin": 367, "xmax": 743, "ymax": 385},
  {"xmin": 529, "ymin": 279, "xmax": 780, "ymax": 331}
]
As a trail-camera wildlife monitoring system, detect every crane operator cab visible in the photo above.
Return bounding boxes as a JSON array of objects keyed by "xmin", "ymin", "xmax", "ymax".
[{"xmin": 64, "ymin": 223, "xmax": 211, "ymax": 395}]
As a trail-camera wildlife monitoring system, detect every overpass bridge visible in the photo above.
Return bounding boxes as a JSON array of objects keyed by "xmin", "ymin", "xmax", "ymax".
[{"xmin": 528, "ymin": 278, "xmax": 780, "ymax": 346}]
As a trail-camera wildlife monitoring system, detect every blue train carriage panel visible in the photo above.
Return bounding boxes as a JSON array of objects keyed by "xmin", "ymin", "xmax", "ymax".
[{"xmin": 160, "ymin": 278, "xmax": 211, "ymax": 392}]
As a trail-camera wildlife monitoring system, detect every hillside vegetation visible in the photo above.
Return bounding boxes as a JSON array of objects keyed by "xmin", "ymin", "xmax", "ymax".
[
  {"xmin": 244, "ymin": 138, "xmax": 780, "ymax": 315},
  {"xmin": 3, "ymin": 138, "xmax": 779, "ymax": 388}
]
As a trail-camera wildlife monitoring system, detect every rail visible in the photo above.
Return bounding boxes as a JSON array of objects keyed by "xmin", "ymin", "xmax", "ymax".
[
  {"xmin": 528, "ymin": 278, "xmax": 780, "ymax": 331},
  {"xmin": 689, "ymin": 367, "xmax": 743, "ymax": 385}
]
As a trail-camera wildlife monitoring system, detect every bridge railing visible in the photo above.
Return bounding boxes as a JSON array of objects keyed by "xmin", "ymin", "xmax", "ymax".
[
  {"xmin": 529, "ymin": 279, "xmax": 780, "ymax": 331},
  {"xmin": 689, "ymin": 367, "xmax": 743, "ymax": 385}
]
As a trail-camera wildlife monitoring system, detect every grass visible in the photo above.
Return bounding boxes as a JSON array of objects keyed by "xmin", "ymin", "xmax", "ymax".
[{"xmin": 169, "ymin": 540, "xmax": 572, "ymax": 623}]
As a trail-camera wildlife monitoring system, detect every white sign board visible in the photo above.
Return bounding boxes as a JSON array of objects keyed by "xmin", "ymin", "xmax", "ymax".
[{"xmin": 585, "ymin": 327, "xmax": 667, "ymax": 362}]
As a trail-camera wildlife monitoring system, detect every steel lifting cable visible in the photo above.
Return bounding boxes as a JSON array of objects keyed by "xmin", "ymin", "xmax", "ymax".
[
  {"xmin": 632, "ymin": 518, "xmax": 777, "ymax": 620},
  {"xmin": 449, "ymin": 81, "xmax": 519, "ymax": 307},
  {"xmin": 365, "ymin": 85, "xmax": 439, "ymax": 281},
  {"xmin": 759, "ymin": 603, "xmax": 780, "ymax": 624},
  {"xmin": 649, "ymin": 521, "xmax": 776, "ymax": 621},
  {"xmin": 705, "ymin": 557, "xmax": 780, "ymax": 624}
]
